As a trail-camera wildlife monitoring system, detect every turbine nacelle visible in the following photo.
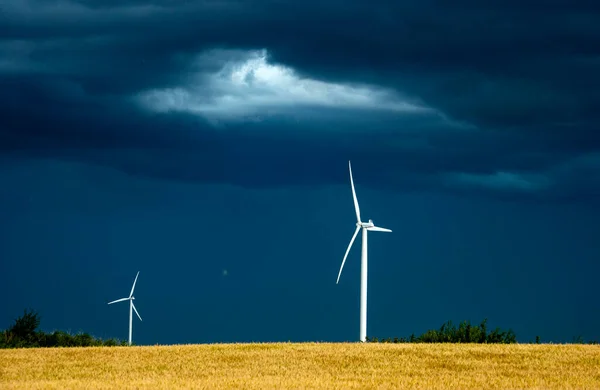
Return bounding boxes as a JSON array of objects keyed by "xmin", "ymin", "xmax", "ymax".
[{"xmin": 357, "ymin": 220, "xmax": 375, "ymax": 228}]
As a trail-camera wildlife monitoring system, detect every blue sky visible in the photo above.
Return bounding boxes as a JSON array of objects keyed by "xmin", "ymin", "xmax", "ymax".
[{"xmin": 1, "ymin": 0, "xmax": 599, "ymax": 344}]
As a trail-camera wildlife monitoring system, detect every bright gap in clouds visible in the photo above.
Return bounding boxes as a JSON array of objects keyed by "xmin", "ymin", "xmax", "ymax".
[{"xmin": 136, "ymin": 49, "xmax": 432, "ymax": 121}]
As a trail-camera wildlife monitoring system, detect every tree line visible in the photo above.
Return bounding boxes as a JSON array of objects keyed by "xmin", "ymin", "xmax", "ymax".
[
  {"xmin": 367, "ymin": 319, "xmax": 516, "ymax": 343},
  {"xmin": 2, "ymin": 309, "xmax": 597, "ymax": 348},
  {"xmin": 1, "ymin": 309, "xmax": 128, "ymax": 348},
  {"xmin": 367, "ymin": 318, "xmax": 598, "ymax": 344}
]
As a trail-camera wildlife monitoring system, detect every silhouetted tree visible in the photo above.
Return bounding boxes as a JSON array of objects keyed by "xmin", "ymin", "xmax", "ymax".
[
  {"xmin": 8, "ymin": 309, "xmax": 40, "ymax": 343},
  {"xmin": 479, "ymin": 319, "xmax": 488, "ymax": 343}
]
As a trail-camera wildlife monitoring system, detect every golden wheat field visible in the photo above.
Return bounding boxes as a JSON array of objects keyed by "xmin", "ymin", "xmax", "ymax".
[{"xmin": 1, "ymin": 343, "xmax": 599, "ymax": 389}]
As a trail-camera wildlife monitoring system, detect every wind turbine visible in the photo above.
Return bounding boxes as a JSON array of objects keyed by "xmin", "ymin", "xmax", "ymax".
[
  {"xmin": 336, "ymin": 161, "xmax": 392, "ymax": 342},
  {"xmin": 108, "ymin": 271, "xmax": 142, "ymax": 346}
]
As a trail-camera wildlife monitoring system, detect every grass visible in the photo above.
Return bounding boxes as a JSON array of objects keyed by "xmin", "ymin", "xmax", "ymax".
[{"xmin": 1, "ymin": 343, "xmax": 599, "ymax": 389}]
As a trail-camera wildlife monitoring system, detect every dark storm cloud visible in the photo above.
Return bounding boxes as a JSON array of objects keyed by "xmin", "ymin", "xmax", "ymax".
[{"xmin": 1, "ymin": 0, "xmax": 599, "ymax": 200}]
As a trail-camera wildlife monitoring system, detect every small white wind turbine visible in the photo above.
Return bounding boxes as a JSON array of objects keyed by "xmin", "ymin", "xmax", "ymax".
[
  {"xmin": 108, "ymin": 271, "xmax": 142, "ymax": 346},
  {"xmin": 336, "ymin": 161, "xmax": 392, "ymax": 342}
]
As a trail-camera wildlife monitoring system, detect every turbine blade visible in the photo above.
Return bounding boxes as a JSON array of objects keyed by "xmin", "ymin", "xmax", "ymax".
[
  {"xmin": 129, "ymin": 271, "xmax": 140, "ymax": 298},
  {"xmin": 107, "ymin": 297, "xmax": 129, "ymax": 305},
  {"xmin": 349, "ymin": 161, "xmax": 361, "ymax": 223},
  {"xmin": 337, "ymin": 225, "xmax": 361, "ymax": 284},
  {"xmin": 367, "ymin": 226, "xmax": 392, "ymax": 233},
  {"xmin": 132, "ymin": 303, "xmax": 142, "ymax": 322}
]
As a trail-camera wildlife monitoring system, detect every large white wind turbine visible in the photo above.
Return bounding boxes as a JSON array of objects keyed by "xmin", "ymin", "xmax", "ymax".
[
  {"xmin": 108, "ymin": 271, "xmax": 142, "ymax": 346},
  {"xmin": 336, "ymin": 161, "xmax": 392, "ymax": 342}
]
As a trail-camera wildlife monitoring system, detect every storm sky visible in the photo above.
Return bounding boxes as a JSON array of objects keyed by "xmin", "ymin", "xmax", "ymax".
[{"xmin": 1, "ymin": 0, "xmax": 599, "ymax": 344}]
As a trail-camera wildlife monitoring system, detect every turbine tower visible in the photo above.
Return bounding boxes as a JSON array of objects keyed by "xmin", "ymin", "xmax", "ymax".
[
  {"xmin": 336, "ymin": 161, "xmax": 391, "ymax": 342},
  {"xmin": 108, "ymin": 271, "xmax": 142, "ymax": 346}
]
